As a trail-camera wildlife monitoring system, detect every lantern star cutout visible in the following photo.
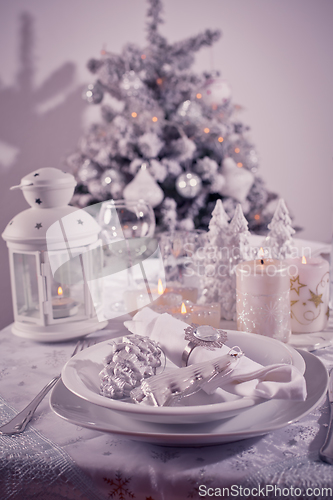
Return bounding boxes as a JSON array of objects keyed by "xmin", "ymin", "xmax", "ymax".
[
  {"xmin": 290, "ymin": 276, "xmax": 306, "ymax": 296},
  {"xmin": 35, "ymin": 223, "xmax": 42, "ymax": 229},
  {"xmin": 35, "ymin": 198, "xmax": 42, "ymax": 205},
  {"xmin": 290, "ymin": 300, "xmax": 299, "ymax": 307},
  {"xmin": 326, "ymin": 306, "xmax": 330, "ymax": 319},
  {"xmin": 77, "ymin": 219, "xmax": 84, "ymax": 225},
  {"xmin": 308, "ymin": 289, "xmax": 324, "ymax": 308}
]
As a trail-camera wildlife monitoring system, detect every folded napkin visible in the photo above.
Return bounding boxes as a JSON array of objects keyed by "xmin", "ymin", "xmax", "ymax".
[{"xmin": 124, "ymin": 308, "xmax": 307, "ymax": 401}]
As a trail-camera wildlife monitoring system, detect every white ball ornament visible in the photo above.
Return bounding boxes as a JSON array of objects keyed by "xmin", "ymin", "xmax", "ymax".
[
  {"xmin": 201, "ymin": 78, "xmax": 231, "ymax": 107},
  {"xmin": 175, "ymin": 172, "xmax": 202, "ymax": 199}
]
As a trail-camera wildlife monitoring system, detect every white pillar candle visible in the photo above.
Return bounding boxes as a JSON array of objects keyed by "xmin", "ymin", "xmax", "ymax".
[
  {"xmin": 287, "ymin": 256, "xmax": 330, "ymax": 333},
  {"xmin": 236, "ymin": 257, "xmax": 291, "ymax": 342}
]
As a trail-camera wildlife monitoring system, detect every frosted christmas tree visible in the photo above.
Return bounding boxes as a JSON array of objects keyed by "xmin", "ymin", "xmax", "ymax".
[
  {"xmin": 68, "ymin": 0, "xmax": 278, "ymax": 232},
  {"xmin": 199, "ymin": 201, "xmax": 250, "ymax": 320},
  {"xmin": 264, "ymin": 198, "xmax": 295, "ymax": 259}
]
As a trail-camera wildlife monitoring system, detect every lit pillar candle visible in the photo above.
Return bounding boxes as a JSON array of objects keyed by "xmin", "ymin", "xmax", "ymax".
[
  {"xmin": 287, "ymin": 255, "xmax": 330, "ymax": 333},
  {"xmin": 236, "ymin": 249, "xmax": 291, "ymax": 343},
  {"xmin": 173, "ymin": 302, "xmax": 193, "ymax": 323}
]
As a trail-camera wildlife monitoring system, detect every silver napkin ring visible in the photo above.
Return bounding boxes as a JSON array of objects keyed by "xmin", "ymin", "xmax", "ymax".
[{"xmin": 181, "ymin": 324, "xmax": 228, "ymax": 367}]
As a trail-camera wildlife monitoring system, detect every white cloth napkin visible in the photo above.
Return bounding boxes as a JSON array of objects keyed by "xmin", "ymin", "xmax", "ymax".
[{"xmin": 124, "ymin": 308, "xmax": 307, "ymax": 401}]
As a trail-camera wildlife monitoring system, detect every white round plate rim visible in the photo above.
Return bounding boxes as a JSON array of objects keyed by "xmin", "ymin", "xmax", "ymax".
[
  {"xmin": 61, "ymin": 330, "xmax": 305, "ymax": 423},
  {"xmin": 51, "ymin": 350, "xmax": 327, "ymax": 445}
]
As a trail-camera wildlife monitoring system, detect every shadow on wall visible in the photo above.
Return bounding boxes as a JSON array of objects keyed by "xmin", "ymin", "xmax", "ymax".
[{"xmin": 0, "ymin": 12, "xmax": 86, "ymax": 330}]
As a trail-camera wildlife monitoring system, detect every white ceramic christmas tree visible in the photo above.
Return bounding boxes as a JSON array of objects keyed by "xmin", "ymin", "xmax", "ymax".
[
  {"xmin": 199, "ymin": 201, "xmax": 250, "ymax": 321},
  {"xmin": 264, "ymin": 198, "xmax": 295, "ymax": 259}
]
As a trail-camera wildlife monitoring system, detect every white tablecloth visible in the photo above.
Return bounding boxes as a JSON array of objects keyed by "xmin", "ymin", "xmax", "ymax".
[{"xmin": 1, "ymin": 319, "xmax": 333, "ymax": 500}]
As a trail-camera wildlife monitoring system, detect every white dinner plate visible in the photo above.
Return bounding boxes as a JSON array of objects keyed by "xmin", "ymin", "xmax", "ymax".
[
  {"xmin": 51, "ymin": 350, "xmax": 327, "ymax": 446},
  {"xmin": 61, "ymin": 331, "xmax": 305, "ymax": 424}
]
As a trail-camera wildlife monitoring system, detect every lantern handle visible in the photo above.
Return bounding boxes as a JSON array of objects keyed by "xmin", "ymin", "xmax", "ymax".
[{"xmin": 10, "ymin": 182, "xmax": 34, "ymax": 190}]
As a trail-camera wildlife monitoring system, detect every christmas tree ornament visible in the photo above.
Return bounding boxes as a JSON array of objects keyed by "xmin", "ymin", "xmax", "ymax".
[
  {"xmin": 76, "ymin": 159, "xmax": 100, "ymax": 183},
  {"xmin": 83, "ymin": 82, "xmax": 104, "ymax": 104},
  {"xmin": 175, "ymin": 172, "xmax": 202, "ymax": 199},
  {"xmin": 100, "ymin": 168, "xmax": 125, "ymax": 198},
  {"xmin": 2, "ymin": 168, "xmax": 108, "ymax": 342},
  {"xmin": 201, "ymin": 78, "xmax": 231, "ymax": 107},
  {"xmin": 123, "ymin": 163, "xmax": 164, "ymax": 208},
  {"xmin": 176, "ymin": 100, "xmax": 202, "ymax": 121},
  {"xmin": 220, "ymin": 157, "xmax": 254, "ymax": 203},
  {"xmin": 264, "ymin": 198, "xmax": 295, "ymax": 259},
  {"xmin": 120, "ymin": 70, "xmax": 144, "ymax": 97}
]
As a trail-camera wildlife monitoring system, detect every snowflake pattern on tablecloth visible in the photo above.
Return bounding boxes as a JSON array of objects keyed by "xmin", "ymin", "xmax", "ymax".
[
  {"xmin": 104, "ymin": 471, "xmax": 135, "ymax": 499},
  {"xmin": 44, "ymin": 349, "xmax": 67, "ymax": 368},
  {"xmin": 187, "ymin": 468, "xmax": 214, "ymax": 498},
  {"xmin": 151, "ymin": 449, "xmax": 180, "ymax": 463}
]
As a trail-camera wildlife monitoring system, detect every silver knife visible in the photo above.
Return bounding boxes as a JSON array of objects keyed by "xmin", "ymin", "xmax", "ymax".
[{"xmin": 319, "ymin": 368, "xmax": 333, "ymax": 464}]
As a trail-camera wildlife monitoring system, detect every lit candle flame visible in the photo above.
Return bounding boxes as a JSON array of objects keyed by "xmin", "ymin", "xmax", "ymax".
[
  {"xmin": 258, "ymin": 247, "xmax": 265, "ymax": 265},
  {"xmin": 57, "ymin": 286, "xmax": 63, "ymax": 297},
  {"xmin": 157, "ymin": 279, "xmax": 164, "ymax": 295},
  {"xmin": 181, "ymin": 302, "xmax": 187, "ymax": 314},
  {"xmin": 301, "ymin": 255, "xmax": 307, "ymax": 264}
]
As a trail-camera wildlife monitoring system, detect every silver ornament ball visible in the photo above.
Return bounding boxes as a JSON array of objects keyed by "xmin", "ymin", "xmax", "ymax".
[
  {"xmin": 83, "ymin": 82, "xmax": 104, "ymax": 104},
  {"xmin": 77, "ymin": 159, "xmax": 100, "ymax": 182},
  {"xmin": 120, "ymin": 70, "xmax": 143, "ymax": 97},
  {"xmin": 175, "ymin": 172, "xmax": 202, "ymax": 199},
  {"xmin": 101, "ymin": 168, "xmax": 125, "ymax": 198},
  {"xmin": 176, "ymin": 100, "xmax": 202, "ymax": 121}
]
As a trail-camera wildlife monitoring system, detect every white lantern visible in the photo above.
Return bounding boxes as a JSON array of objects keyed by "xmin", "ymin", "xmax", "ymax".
[{"xmin": 2, "ymin": 168, "xmax": 107, "ymax": 342}]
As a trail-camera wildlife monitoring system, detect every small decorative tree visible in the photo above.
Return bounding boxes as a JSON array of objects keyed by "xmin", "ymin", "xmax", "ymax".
[{"xmin": 265, "ymin": 198, "xmax": 295, "ymax": 259}]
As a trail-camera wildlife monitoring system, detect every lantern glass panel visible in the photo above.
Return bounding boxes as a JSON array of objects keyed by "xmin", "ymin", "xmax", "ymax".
[{"xmin": 13, "ymin": 252, "xmax": 40, "ymax": 320}]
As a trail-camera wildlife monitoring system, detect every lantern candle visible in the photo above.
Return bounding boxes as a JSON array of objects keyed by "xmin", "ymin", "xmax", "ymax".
[
  {"xmin": 52, "ymin": 286, "xmax": 78, "ymax": 319},
  {"xmin": 236, "ymin": 249, "xmax": 291, "ymax": 343},
  {"xmin": 287, "ymin": 255, "xmax": 330, "ymax": 333}
]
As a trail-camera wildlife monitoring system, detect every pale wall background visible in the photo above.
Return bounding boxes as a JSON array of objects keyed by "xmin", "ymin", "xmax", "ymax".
[{"xmin": 0, "ymin": 0, "xmax": 332, "ymax": 329}]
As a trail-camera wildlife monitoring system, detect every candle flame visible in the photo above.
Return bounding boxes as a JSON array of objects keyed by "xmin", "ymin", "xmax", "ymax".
[
  {"xmin": 157, "ymin": 279, "xmax": 164, "ymax": 295},
  {"xmin": 258, "ymin": 247, "xmax": 265, "ymax": 265},
  {"xmin": 181, "ymin": 302, "xmax": 187, "ymax": 314},
  {"xmin": 302, "ymin": 255, "xmax": 307, "ymax": 264},
  {"xmin": 57, "ymin": 286, "xmax": 63, "ymax": 297}
]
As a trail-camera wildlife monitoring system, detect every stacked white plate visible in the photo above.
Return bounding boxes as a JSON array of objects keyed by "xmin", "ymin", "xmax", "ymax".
[{"xmin": 50, "ymin": 331, "xmax": 328, "ymax": 445}]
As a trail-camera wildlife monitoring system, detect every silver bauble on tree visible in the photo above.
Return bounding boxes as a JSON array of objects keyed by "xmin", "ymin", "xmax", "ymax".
[
  {"xmin": 120, "ymin": 70, "xmax": 144, "ymax": 97},
  {"xmin": 101, "ymin": 168, "xmax": 126, "ymax": 198},
  {"xmin": 175, "ymin": 172, "xmax": 202, "ymax": 199},
  {"xmin": 83, "ymin": 82, "xmax": 104, "ymax": 104},
  {"xmin": 176, "ymin": 100, "xmax": 202, "ymax": 121},
  {"xmin": 77, "ymin": 159, "xmax": 100, "ymax": 182}
]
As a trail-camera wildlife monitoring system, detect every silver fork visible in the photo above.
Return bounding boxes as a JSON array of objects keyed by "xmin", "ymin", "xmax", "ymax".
[{"xmin": 0, "ymin": 338, "xmax": 96, "ymax": 435}]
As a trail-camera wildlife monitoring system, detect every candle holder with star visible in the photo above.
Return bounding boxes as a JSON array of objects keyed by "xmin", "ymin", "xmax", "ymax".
[
  {"xmin": 287, "ymin": 255, "xmax": 330, "ymax": 333},
  {"xmin": 2, "ymin": 168, "xmax": 108, "ymax": 342}
]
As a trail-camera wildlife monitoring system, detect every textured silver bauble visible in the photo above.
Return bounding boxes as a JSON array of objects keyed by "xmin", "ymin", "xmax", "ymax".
[{"xmin": 175, "ymin": 172, "xmax": 202, "ymax": 198}]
